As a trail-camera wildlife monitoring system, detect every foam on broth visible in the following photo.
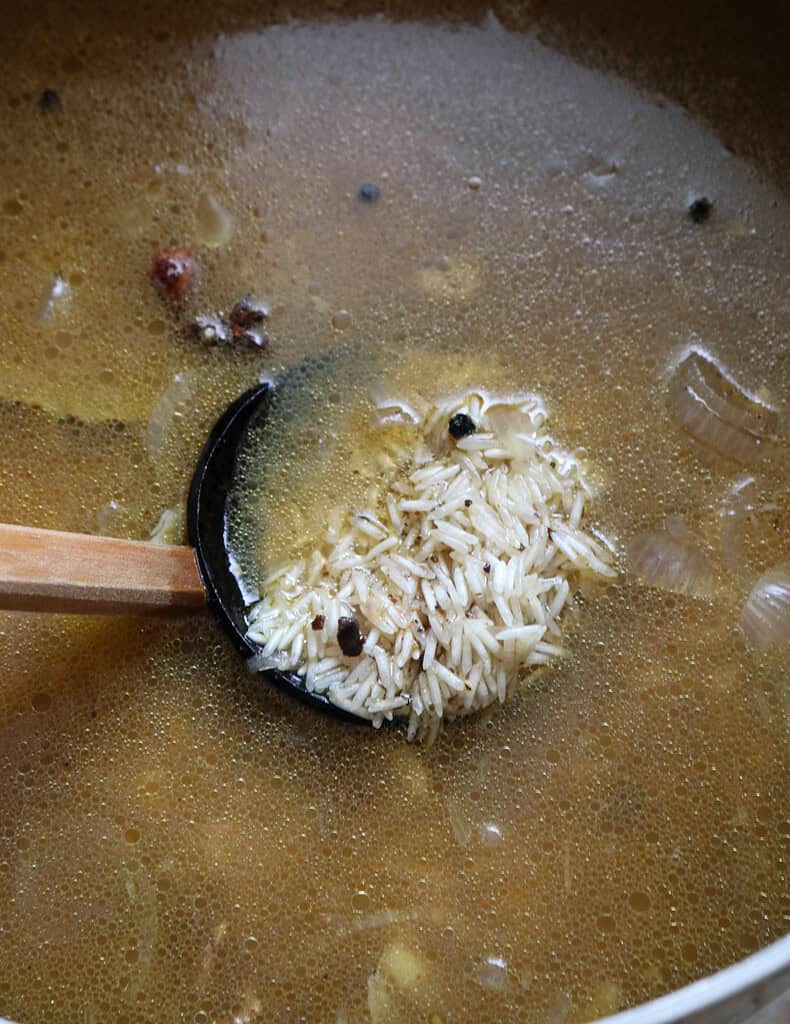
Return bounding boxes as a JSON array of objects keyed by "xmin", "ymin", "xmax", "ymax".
[{"xmin": 0, "ymin": 3, "xmax": 787, "ymax": 1022}]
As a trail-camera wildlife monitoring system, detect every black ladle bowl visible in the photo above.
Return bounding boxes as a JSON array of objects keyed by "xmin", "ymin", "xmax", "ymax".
[{"xmin": 187, "ymin": 381, "xmax": 364, "ymax": 724}]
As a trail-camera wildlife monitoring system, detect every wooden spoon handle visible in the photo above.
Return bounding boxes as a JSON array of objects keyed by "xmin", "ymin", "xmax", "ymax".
[{"xmin": 0, "ymin": 524, "xmax": 205, "ymax": 615}]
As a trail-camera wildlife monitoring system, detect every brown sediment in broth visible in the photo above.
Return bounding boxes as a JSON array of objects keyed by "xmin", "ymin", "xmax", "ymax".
[{"xmin": 0, "ymin": 1, "xmax": 788, "ymax": 1022}]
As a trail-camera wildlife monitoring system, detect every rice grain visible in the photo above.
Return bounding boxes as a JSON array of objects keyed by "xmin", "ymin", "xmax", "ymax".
[{"xmin": 246, "ymin": 389, "xmax": 616, "ymax": 738}]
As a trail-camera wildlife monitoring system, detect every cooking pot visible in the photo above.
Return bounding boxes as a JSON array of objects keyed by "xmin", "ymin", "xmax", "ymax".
[{"xmin": 1, "ymin": 0, "xmax": 787, "ymax": 1020}]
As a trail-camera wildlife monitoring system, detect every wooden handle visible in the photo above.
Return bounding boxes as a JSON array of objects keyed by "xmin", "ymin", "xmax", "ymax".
[{"xmin": 0, "ymin": 524, "xmax": 206, "ymax": 615}]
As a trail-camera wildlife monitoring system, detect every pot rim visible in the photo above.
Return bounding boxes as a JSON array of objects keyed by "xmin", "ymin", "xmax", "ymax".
[{"xmin": 598, "ymin": 932, "xmax": 790, "ymax": 1024}]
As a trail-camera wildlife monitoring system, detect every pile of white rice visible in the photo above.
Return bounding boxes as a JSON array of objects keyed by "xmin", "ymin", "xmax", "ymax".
[{"xmin": 246, "ymin": 389, "xmax": 616, "ymax": 740}]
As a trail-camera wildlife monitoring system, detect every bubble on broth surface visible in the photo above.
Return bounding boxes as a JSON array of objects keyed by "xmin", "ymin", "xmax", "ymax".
[{"xmin": 0, "ymin": 4, "xmax": 788, "ymax": 1024}]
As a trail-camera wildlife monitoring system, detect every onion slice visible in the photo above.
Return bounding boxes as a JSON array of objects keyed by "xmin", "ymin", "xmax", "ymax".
[
  {"xmin": 144, "ymin": 371, "xmax": 195, "ymax": 457},
  {"xmin": 627, "ymin": 529, "xmax": 715, "ymax": 598},
  {"xmin": 38, "ymin": 274, "xmax": 71, "ymax": 323},
  {"xmin": 739, "ymin": 568, "xmax": 790, "ymax": 651},
  {"xmin": 369, "ymin": 383, "xmax": 425, "ymax": 428},
  {"xmin": 720, "ymin": 475, "xmax": 756, "ymax": 573},
  {"xmin": 670, "ymin": 347, "xmax": 780, "ymax": 466},
  {"xmin": 149, "ymin": 508, "xmax": 181, "ymax": 545},
  {"xmin": 371, "ymin": 402, "xmax": 422, "ymax": 428}
]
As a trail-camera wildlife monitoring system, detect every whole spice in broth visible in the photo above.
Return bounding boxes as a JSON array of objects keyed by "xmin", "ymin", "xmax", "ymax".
[
  {"xmin": 688, "ymin": 197, "xmax": 713, "ymax": 223},
  {"xmin": 150, "ymin": 248, "xmax": 194, "ymax": 305},
  {"xmin": 37, "ymin": 88, "xmax": 61, "ymax": 112},
  {"xmin": 449, "ymin": 412, "xmax": 476, "ymax": 439},
  {"xmin": 357, "ymin": 182, "xmax": 381, "ymax": 203},
  {"xmin": 186, "ymin": 295, "xmax": 269, "ymax": 350},
  {"xmin": 337, "ymin": 616, "xmax": 365, "ymax": 656},
  {"xmin": 229, "ymin": 295, "xmax": 269, "ymax": 349},
  {"xmin": 230, "ymin": 295, "xmax": 269, "ymax": 328}
]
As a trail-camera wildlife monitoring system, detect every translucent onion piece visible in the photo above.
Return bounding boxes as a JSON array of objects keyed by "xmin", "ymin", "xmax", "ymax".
[
  {"xmin": 368, "ymin": 941, "xmax": 429, "ymax": 1023},
  {"xmin": 38, "ymin": 275, "xmax": 71, "ymax": 322},
  {"xmin": 371, "ymin": 403, "xmax": 422, "ymax": 428},
  {"xmin": 246, "ymin": 649, "xmax": 292, "ymax": 673},
  {"xmin": 97, "ymin": 498, "xmax": 124, "ymax": 536},
  {"xmin": 149, "ymin": 508, "xmax": 181, "ymax": 545},
  {"xmin": 670, "ymin": 348, "xmax": 780, "ymax": 465},
  {"xmin": 739, "ymin": 568, "xmax": 790, "ymax": 651},
  {"xmin": 474, "ymin": 955, "xmax": 511, "ymax": 993},
  {"xmin": 720, "ymin": 475, "xmax": 756, "ymax": 573},
  {"xmin": 446, "ymin": 800, "xmax": 472, "ymax": 848},
  {"xmin": 485, "ymin": 407, "xmax": 542, "ymax": 464},
  {"xmin": 369, "ymin": 383, "xmax": 425, "ymax": 428},
  {"xmin": 195, "ymin": 191, "xmax": 234, "ymax": 248},
  {"xmin": 627, "ymin": 530, "xmax": 715, "ymax": 597},
  {"xmin": 321, "ymin": 909, "xmax": 418, "ymax": 933},
  {"xmin": 144, "ymin": 371, "xmax": 194, "ymax": 457}
]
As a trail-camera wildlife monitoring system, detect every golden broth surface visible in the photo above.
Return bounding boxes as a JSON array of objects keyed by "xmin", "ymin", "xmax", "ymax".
[{"xmin": 0, "ymin": 2, "xmax": 788, "ymax": 1023}]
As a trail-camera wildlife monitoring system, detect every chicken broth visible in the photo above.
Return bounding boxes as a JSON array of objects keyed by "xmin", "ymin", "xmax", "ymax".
[{"xmin": 0, "ymin": 1, "xmax": 788, "ymax": 1022}]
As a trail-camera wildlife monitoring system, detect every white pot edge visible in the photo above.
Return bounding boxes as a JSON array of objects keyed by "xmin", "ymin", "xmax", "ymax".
[{"xmin": 598, "ymin": 932, "xmax": 790, "ymax": 1024}]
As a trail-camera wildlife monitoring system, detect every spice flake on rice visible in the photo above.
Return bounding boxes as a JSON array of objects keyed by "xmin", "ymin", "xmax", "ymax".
[{"xmin": 245, "ymin": 389, "xmax": 617, "ymax": 740}]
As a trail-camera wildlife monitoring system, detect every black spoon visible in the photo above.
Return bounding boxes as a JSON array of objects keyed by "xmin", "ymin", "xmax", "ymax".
[
  {"xmin": 188, "ymin": 381, "xmax": 364, "ymax": 722},
  {"xmin": 0, "ymin": 379, "xmax": 363, "ymax": 723}
]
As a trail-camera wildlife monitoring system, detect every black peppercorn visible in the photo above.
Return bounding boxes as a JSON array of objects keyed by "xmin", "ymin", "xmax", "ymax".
[
  {"xmin": 37, "ymin": 89, "xmax": 61, "ymax": 112},
  {"xmin": 449, "ymin": 412, "xmax": 476, "ymax": 439},
  {"xmin": 688, "ymin": 197, "xmax": 712, "ymax": 224},
  {"xmin": 337, "ymin": 616, "xmax": 365, "ymax": 656}
]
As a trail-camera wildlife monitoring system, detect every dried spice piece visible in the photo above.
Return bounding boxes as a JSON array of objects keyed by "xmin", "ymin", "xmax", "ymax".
[
  {"xmin": 229, "ymin": 295, "xmax": 269, "ymax": 349},
  {"xmin": 233, "ymin": 326, "xmax": 267, "ymax": 350},
  {"xmin": 186, "ymin": 315, "xmax": 231, "ymax": 345},
  {"xmin": 37, "ymin": 89, "xmax": 61, "ymax": 112},
  {"xmin": 311, "ymin": 615, "xmax": 326, "ymax": 631},
  {"xmin": 150, "ymin": 248, "xmax": 194, "ymax": 305},
  {"xmin": 186, "ymin": 295, "xmax": 269, "ymax": 350},
  {"xmin": 448, "ymin": 412, "xmax": 476, "ymax": 439},
  {"xmin": 688, "ymin": 197, "xmax": 712, "ymax": 224},
  {"xmin": 337, "ymin": 616, "xmax": 365, "ymax": 656},
  {"xmin": 230, "ymin": 294, "xmax": 269, "ymax": 328}
]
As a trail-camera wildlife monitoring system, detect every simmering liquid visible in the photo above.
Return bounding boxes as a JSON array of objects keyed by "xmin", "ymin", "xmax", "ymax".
[{"xmin": 0, "ymin": 2, "xmax": 787, "ymax": 1022}]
